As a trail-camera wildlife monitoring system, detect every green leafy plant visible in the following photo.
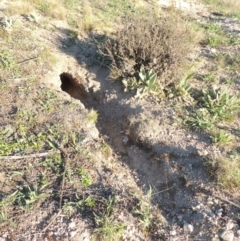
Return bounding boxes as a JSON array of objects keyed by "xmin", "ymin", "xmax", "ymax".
[
  {"xmin": 200, "ymin": 88, "xmax": 240, "ymax": 121},
  {"xmin": 16, "ymin": 184, "xmax": 47, "ymax": 210},
  {"xmin": 170, "ymin": 73, "xmax": 194, "ymax": 100},
  {"xmin": 123, "ymin": 67, "xmax": 164, "ymax": 99},
  {"xmin": 185, "ymin": 108, "xmax": 215, "ymax": 130},
  {"xmin": 77, "ymin": 168, "xmax": 92, "ymax": 188}
]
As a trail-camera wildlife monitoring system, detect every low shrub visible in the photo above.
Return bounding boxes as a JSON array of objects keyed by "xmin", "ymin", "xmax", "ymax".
[{"xmin": 103, "ymin": 12, "xmax": 196, "ymax": 98}]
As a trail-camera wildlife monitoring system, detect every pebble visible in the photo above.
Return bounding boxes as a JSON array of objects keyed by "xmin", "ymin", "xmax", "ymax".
[
  {"xmin": 69, "ymin": 221, "xmax": 76, "ymax": 229},
  {"xmin": 122, "ymin": 136, "xmax": 129, "ymax": 143},
  {"xmin": 226, "ymin": 221, "xmax": 234, "ymax": 230},
  {"xmin": 170, "ymin": 230, "xmax": 177, "ymax": 236},
  {"xmin": 216, "ymin": 208, "xmax": 223, "ymax": 217},
  {"xmin": 183, "ymin": 221, "xmax": 194, "ymax": 233},
  {"xmin": 70, "ymin": 231, "xmax": 77, "ymax": 237},
  {"xmin": 219, "ymin": 230, "xmax": 234, "ymax": 241},
  {"xmin": 237, "ymin": 230, "xmax": 240, "ymax": 237}
]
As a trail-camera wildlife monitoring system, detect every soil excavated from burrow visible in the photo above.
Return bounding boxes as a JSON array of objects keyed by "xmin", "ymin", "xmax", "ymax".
[{"xmin": 59, "ymin": 65, "xmax": 240, "ymax": 241}]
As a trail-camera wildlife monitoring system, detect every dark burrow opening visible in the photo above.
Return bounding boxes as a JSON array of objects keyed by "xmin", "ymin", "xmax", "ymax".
[{"xmin": 60, "ymin": 72, "xmax": 89, "ymax": 103}]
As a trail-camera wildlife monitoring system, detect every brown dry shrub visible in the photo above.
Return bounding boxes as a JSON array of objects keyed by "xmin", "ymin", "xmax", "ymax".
[{"xmin": 103, "ymin": 13, "xmax": 196, "ymax": 88}]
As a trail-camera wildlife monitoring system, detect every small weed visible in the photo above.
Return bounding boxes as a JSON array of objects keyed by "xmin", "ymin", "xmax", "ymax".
[
  {"xmin": 63, "ymin": 196, "xmax": 96, "ymax": 216},
  {"xmin": 134, "ymin": 187, "xmax": 153, "ymax": 234},
  {"xmin": 170, "ymin": 73, "xmax": 194, "ymax": 100},
  {"xmin": 16, "ymin": 184, "xmax": 47, "ymax": 210},
  {"xmin": 200, "ymin": 88, "xmax": 240, "ymax": 121},
  {"xmin": 94, "ymin": 196, "xmax": 126, "ymax": 241},
  {"xmin": 36, "ymin": 2, "xmax": 51, "ymax": 14},
  {"xmin": 64, "ymin": 0, "xmax": 79, "ymax": 9},
  {"xmin": 123, "ymin": 67, "xmax": 164, "ymax": 99},
  {"xmin": 214, "ymin": 52, "xmax": 240, "ymax": 72},
  {"xmin": 210, "ymin": 129, "xmax": 234, "ymax": 146},
  {"xmin": 77, "ymin": 168, "xmax": 92, "ymax": 188},
  {"xmin": 39, "ymin": 48, "xmax": 57, "ymax": 65},
  {"xmin": 41, "ymin": 154, "xmax": 63, "ymax": 173},
  {"xmin": 202, "ymin": 73, "xmax": 217, "ymax": 83},
  {"xmin": 0, "ymin": 50, "xmax": 15, "ymax": 69},
  {"xmin": 87, "ymin": 109, "xmax": 99, "ymax": 123},
  {"xmin": 100, "ymin": 141, "xmax": 112, "ymax": 158},
  {"xmin": 0, "ymin": 17, "xmax": 15, "ymax": 30},
  {"xmin": 185, "ymin": 108, "xmax": 215, "ymax": 130}
]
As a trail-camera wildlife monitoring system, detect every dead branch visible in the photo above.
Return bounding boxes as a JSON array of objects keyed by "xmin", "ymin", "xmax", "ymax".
[{"xmin": 0, "ymin": 151, "xmax": 60, "ymax": 160}]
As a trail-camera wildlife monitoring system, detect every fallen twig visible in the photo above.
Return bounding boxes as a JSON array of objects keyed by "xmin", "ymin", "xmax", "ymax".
[
  {"xmin": 215, "ymin": 195, "xmax": 240, "ymax": 209},
  {"xmin": 43, "ymin": 210, "xmax": 62, "ymax": 232},
  {"xmin": 6, "ymin": 75, "xmax": 37, "ymax": 81},
  {"xmin": 0, "ymin": 151, "xmax": 60, "ymax": 160},
  {"xmin": 16, "ymin": 56, "xmax": 38, "ymax": 65}
]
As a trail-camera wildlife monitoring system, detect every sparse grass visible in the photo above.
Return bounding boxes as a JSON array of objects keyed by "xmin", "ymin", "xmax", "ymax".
[
  {"xmin": 100, "ymin": 141, "xmax": 112, "ymax": 158},
  {"xmin": 203, "ymin": 0, "xmax": 240, "ymax": 18},
  {"xmin": 210, "ymin": 129, "xmax": 234, "ymax": 146},
  {"xmin": 202, "ymin": 73, "xmax": 217, "ymax": 83},
  {"xmin": 202, "ymin": 21, "xmax": 239, "ymax": 47},
  {"xmin": 93, "ymin": 196, "xmax": 126, "ymax": 241},
  {"xmin": 185, "ymin": 108, "xmax": 215, "ymax": 130},
  {"xmin": 134, "ymin": 187, "xmax": 153, "ymax": 234},
  {"xmin": 206, "ymin": 151, "xmax": 240, "ymax": 189},
  {"xmin": 214, "ymin": 52, "xmax": 240, "ymax": 72}
]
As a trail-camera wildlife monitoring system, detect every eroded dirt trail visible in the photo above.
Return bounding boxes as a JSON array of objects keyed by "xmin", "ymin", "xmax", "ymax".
[{"xmin": 59, "ymin": 58, "xmax": 238, "ymax": 240}]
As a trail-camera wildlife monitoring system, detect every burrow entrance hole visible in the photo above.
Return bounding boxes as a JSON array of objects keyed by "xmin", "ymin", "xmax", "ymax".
[{"xmin": 60, "ymin": 72, "xmax": 88, "ymax": 102}]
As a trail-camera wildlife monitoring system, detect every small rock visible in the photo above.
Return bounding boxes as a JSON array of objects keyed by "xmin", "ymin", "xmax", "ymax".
[
  {"xmin": 216, "ymin": 208, "xmax": 223, "ymax": 217},
  {"xmin": 122, "ymin": 136, "xmax": 129, "ymax": 143},
  {"xmin": 237, "ymin": 230, "xmax": 240, "ymax": 237},
  {"xmin": 69, "ymin": 221, "xmax": 76, "ymax": 229},
  {"xmin": 170, "ymin": 230, "xmax": 177, "ymax": 236},
  {"xmin": 0, "ymin": 238, "xmax": 5, "ymax": 241},
  {"xmin": 183, "ymin": 221, "xmax": 194, "ymax": 233},
  {"xmin": 226, "ymin": 221, "xmax": 234, "ymax": 230},
  {"xmin": 219, "ymin": 230, "xmax": 234, "ymax": 241},
  {"xmin": 70, "ymin": 231, "xmax": 77, "ymax": 237}
]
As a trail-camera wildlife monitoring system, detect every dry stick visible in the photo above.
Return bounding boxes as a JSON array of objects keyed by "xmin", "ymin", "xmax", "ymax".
[
  {"xmin": 42, "ymin": 210, "xmax": 62, "ymax": 232},
  {"xmin": 0, "ymin": 151, "xmax": 60, "ymax": 160},
  {"xmin": 214, "ymin": 195, "xmax": 240, "ymax": 209},
  {"xmin": 16, "ymin": 56, "xmax": 38, "ymax": 65},
  {"xmin": 7, "ymin": 75, "xmax": 37, "ymax": 81}
]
